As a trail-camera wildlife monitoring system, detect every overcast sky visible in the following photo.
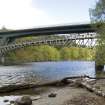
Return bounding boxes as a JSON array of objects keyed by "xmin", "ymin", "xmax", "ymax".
[{"xmin": 0, "ymin": 0, "xmax": 96, "ymax": 29}]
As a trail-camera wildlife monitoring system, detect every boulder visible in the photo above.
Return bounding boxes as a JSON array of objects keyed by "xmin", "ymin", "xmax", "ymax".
[
  {"xmin": 48, "ymin": 93, "xmax": 57, "ymax": 98},
  {"xmin": 14, "ymin": 96, "xmax": 32, "ymax": 105},
  {"xmin": 3, "ymin": 99, "xmax": 9, "ymax": 102}
]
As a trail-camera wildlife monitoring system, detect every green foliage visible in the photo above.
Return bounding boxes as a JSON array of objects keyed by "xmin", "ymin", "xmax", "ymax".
[
  {"xmin": 90, "ymin": 0, "xmax": 105, "ymax": 23},
  {"xmin": 6, "ymin": 45, "xmax": 61, "ymax": 63},
  {"xmin": 60, "ymin": 47, "xmax": 72, "ymax": 60},
  {"xmin": 90, "ymin": 0, "xmax": 105, "ymax": 65},
  {"xmin": 7, "ymin": 46, "xmax": 95, "ymax": 63},
  {"xmin": 60, "ymin": 47, "xmax": 95, "ymax": 61},
  {"xmin": 32, "ymin": 45, "xmax": 60, "ymax": 61},
  {"xmin": 6, "ymin": 36, "xmax": 95, "ymax": 63}
]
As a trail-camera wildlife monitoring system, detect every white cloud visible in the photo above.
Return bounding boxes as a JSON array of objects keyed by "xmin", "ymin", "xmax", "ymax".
[{"xmin": 0, "ymin": 0, "xmax": 52, "ymax": 29}]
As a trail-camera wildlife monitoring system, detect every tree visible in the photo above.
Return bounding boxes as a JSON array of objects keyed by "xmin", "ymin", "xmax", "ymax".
[
  {"xmin": 90, "ymin": 0, "xmax": 105, "ymax": 70},
  {"xmin": 60, "ymin": 47, "xmax": 72, "ymax": 60}
]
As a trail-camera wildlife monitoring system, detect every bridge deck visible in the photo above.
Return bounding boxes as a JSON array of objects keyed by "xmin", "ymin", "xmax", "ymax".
[{"xmin": 0, "ymin": 23, "xmax": 95, "ymax": 38}]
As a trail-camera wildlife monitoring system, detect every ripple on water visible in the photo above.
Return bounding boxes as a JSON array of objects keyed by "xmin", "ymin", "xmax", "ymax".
[{"xmin": 0, "ymin": 61, "xmax": 95, "ymax": 87}]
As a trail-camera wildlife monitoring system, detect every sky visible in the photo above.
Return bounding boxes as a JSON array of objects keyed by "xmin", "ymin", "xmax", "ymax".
[{"xmin": 0, "ymin": 0, "xmax": 96, "ymax": 29}]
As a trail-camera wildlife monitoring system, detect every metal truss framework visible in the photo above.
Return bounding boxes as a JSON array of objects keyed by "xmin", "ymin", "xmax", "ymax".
[{"xmin": 0, "ymin": 32, "xmax": 97, "ymax": 56}]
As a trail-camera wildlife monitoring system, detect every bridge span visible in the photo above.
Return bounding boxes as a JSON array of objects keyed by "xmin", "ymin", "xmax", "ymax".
[
  {"xmin": 0, "ymin": 23, "xmax": 96, "ymax": 46},
  {"xmin": 0, "ymin": 23, "xmax": 95, "ymax": 38},
  {"xmin": 0, "ymin": 33, "xmax": 96, "ymax": 55},
  {"xmin": 0, "ymin": 23, "xmax": 97, "ymax": 64}
]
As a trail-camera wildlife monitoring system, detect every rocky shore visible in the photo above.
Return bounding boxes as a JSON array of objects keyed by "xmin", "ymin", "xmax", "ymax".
[{"xmin": 0, "ymin": 76, "xmax": 105, "ymax": 105}]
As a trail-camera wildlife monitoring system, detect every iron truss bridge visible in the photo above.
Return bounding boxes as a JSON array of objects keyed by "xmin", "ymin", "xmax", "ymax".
[
  {"xmin": 0, "ymin": 23, "xmax": 97, "ymax": 64},
  {"xmin": 0, "ymin": 32, "xmax": 96, "ymax": 55}
]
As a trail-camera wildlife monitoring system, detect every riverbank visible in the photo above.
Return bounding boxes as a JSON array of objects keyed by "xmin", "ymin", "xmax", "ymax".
[
  {"xmin": 32, "ymin": 86, "xmax": 105, "ymax": 105},
  {"xmin": 2, "ymin": 60, "xmax": 94, "ymax": 66},
  {"xmin": 0, "ymin": 76, "xmax": 105, "ymax": 105},
  {"xmin": 0, "ymin": 84, "xmax": 105, "ymax": 105}
]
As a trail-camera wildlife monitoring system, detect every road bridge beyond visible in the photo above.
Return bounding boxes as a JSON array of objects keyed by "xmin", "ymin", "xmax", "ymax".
[{"xmin": 0, "ymin": 23, "xmax": 95, "ymax": 45}]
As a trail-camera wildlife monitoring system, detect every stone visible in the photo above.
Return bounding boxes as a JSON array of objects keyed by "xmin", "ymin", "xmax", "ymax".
[
  {"xmin": 48, "ymin": 93, "xmax": 57, "ymax": 98},
  {"xmin": 14, "ymin": 96, "xmax": 32, "ymax": 105},
  {"xmin": 32, "ymin": 95, "xmax": 41, "ymax": 101},
  {"xmin": 10, "ymin": 100, "xmax": 15, "ymax": 104},
  {"xmin": 3, "ymin": 99, "xmax": 9, "ymax": 102}
]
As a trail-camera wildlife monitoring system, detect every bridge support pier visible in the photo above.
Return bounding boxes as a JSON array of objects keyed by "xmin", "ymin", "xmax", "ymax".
[
  {"xmin": 0, "ymin": 37, "xmax": 12, "ymax": 65},
  {"xmin": 0, "ymin": 55, "xmax": 5, "ymax": 65}
]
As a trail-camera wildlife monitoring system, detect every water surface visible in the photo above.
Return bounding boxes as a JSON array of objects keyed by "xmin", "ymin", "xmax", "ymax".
[
  {"xmin": 0, "ymin": 61, "xmax": 95, "ymax": 87},
  {"xmin": 0, "ymin": 61, "xmax": 96, "ymax": 105}
]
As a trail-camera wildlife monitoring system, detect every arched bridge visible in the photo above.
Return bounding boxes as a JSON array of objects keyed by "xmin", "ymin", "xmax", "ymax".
[
  {"xmin": 0, "ymin": 33, "xmax": 96, "ymax": 56},
  {"xmin": 0, "ymin": 23, "xmax": 97, "ymax": 64}
]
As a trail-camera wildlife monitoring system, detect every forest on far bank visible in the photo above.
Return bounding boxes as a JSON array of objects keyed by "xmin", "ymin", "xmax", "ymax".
[{"xmin": 6, "ymin": 45, "xmax": 95, "ymax": 63}]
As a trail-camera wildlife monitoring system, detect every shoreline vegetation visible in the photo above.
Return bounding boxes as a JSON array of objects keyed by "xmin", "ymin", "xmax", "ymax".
[{"xmin": 5, "ymin": 45, "xmax": 95, "ymax": 65}]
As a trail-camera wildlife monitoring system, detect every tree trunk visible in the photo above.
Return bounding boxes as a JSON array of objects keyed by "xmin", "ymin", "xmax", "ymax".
[{"xmin": 95, "ymin": 63, "xmax": 104, "ymax": 71}]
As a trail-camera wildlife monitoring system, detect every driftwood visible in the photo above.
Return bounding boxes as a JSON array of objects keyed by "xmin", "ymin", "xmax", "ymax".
[
  {"xmin": 80, "ymin": 82, "xmax": 105, "ymax": 97},
  {"xmin": 0, "ymin": 75, "xmax": 87, "ymax": 93},
  {"xmin": 0, "ymin": 79, "xmax": 71, "ymax": 93},
  {"xmin": 74, "ymin": 79, "xmax": 105, "ymax": 98},
  {"xmin": 62, "ymin": 75, "xmax": 105, "ymax": 80},
  {"xmin": 0, "ymin": 76, "xmax": 85, "ymax": 93},
  {"xmin": 0, "ymin": 75, "xmax": 105, "ymax": 96},
  {"xmin": 69, "ymin": 76, "xmax": 105, "ymax": 98}
]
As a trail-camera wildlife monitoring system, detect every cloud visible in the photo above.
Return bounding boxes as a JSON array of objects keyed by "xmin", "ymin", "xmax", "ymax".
[{"xmin": 0, "ymin": 0, "xmax": 51, "ymax": 29}]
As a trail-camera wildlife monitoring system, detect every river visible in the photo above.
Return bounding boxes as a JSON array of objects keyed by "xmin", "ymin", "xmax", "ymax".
[{"xmin": 0, "ymin": 61, "xmax": 96, "ymax": 87}]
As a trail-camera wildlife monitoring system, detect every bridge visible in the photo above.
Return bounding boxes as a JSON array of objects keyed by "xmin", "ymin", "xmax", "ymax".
[
  {"xmin": 0, "ymin": 23, "xmax": 95, "ymax": 45},
  {"xmin": 0, "ymin": 23, "xmax": 97, "ymax": 64},
  {"xmin": 0, "ymin": 35, "xmax": 96, "ymax": 55}
]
